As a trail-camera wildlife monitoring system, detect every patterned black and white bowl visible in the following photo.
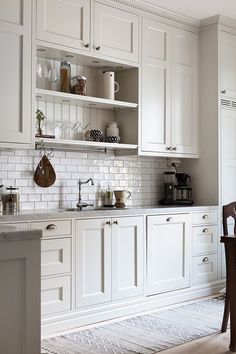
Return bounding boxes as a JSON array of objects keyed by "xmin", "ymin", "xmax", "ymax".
[
  {"xmin": 105, "ymin": 136, "xmax": 121, "ymax": 143},
  {"xmin": 89, "ymin": 130, "xmax": 104, "ymax": 142}
]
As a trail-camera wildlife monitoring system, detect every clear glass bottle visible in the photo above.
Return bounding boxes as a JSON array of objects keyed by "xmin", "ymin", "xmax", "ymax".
[
  {"xmin": 71, "ymin": 75, "xmax": 87, "ymax": 95},
  {"xmin": 104, "ymin": 186, "xmax": 113, "ymax": 207},
  {"xmin": 60, "ymin": 61, "xmax": 71, "ymax": 93},
  {"xmin": 5, "ymin": 186, "xmax": 20, "ymax": 214}
]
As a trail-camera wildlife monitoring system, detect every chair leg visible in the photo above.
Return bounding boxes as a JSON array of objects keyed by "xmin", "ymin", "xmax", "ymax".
[{"xmin": 221, "ymin": 295, "xmax": 230, "ymax": 332}]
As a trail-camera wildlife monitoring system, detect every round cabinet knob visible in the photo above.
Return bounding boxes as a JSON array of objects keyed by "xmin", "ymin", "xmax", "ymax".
[
  {"xmin": 172, "ymin": 147, "xmax": 177, "ymax": 151},
  {"xmin": 84, "ymin": 43, "xmax": 90, "ymax": 48},
  {"xmin": 46, "ymin": 224, "xmax": 57, "ymax": 231},
  {"xmin": 202, "ymin": 214, "xmax": 208, "ymax": 220},
  {"xmin": 95, "ymin": 45, "xmax": 101, "ymax": 51},
  {"xmin": 166, "ymin": 217, "xmax": 172, "ymax": 222},
  {"xmin": 105, "ymin": 221, "xmax": 111, "ymax": 225},
  {"xmin": 203, "ymin": 228, "xmax": 209, "ymax": 233},
  {"xmin": 221, "ymin": 90, "xmax": 226, "ymax": 94},
  {"xmin": 202, "ymin": 257, "xmax": 209, "ymax": 263},
  {"xmin": 113, "ymin": 220, "xmax": 118, "ymax": 225},
  {"xmin": 166, "ymin": 146, "xmax": 171, "ymax": 151}
]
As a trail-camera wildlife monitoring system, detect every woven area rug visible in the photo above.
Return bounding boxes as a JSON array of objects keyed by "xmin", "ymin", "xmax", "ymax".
[{"xmin": 41, "ymin": 297, "xmax": 224, "ymax": 354}]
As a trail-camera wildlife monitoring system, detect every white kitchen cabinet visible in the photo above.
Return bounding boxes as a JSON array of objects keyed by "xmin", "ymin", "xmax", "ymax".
[
  {"xmin": 36, "ymin": 0, "xmax": 139, "ymax": 63},
  {"xmin": 220, "ymin": 31, "xmax": 236, "ymax": 98},
  {"xmin": 75, "ymin": 218, "xmax": 112, "ymax": 308},
  {"xmin": 75, "ymin": 216, "xmax": 144, "ymax": 307},
  {"xmin": 112, "ymin": 216, "xmax": 144, "ymax": 300},
  {"xmin": 36, "ymin": 0, "xmax": 90, "ymax": 52},
  {"xmin": 141, "ymin": 18, "xmax": 198, "ymax": 157},
  {"xmin": 93, "ymin": 2, "xmax": 139, "ymax": 62},
  {"xmin": 191, "ymin": 209, "xmax": 219, "ymax": 285},
  {"xmin": 0, "ymin": 0, "xmax": 32, "ymax": 145},
  {"xmin": 146, "ymin": 213, "xmax": 191, "ymax": 295}
]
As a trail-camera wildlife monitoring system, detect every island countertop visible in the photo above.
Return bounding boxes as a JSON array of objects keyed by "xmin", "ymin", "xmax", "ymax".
[{"xmin": 0, "ymin": 224, "xmax": 42, "ymax": 242}]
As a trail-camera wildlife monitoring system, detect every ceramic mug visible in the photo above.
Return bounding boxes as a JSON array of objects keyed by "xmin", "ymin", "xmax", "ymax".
[
  {"xmin": 98, "ymin": 71, "xmax": 119, "ymax": 100},
  {"xmin": 114, "ymin": 190, "xmax": 131, "ymax": 208}
]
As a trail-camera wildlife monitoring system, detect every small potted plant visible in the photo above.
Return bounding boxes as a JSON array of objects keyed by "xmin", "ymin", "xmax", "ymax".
[{"xmin": 36, "ymin": 109, "xmax": 46, "ymax": 137}]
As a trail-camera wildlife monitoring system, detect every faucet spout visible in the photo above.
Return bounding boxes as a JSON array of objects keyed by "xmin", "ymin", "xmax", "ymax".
[{"xmin": 76, "ymin": 178, "xmax": 94, "ymax": 210}]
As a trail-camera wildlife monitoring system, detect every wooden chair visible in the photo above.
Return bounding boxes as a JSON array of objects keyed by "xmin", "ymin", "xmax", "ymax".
[{"xmin": 221, "ymin": 201, "xmax": 236, "ymax": 332}]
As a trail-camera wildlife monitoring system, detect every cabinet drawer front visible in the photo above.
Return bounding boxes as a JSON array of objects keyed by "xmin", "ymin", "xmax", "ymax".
[
  {"xmin": 192, "ymin": 211, "xmax": 218, "ymax": 225},
  {"xmin": 41, "ymin": 275, "xmax": 71, "ymax": 316},
  {"xmin": 31, "ymin": 220, "xmax": 71, "ymax": 237},
  {"xmin": 192, "ymin": 225, "xmax": 218, "ymax": 254},
  {"xmin": 192, "ymin": 254, "xmax": 218, "ymax": 285},
  {"xmin": 148, "ymin": 214, "xmax": 190, "ymax": 224},
  {"xmin": 41, "ymin": 238, "xmax": 71, "ymax": 277}
]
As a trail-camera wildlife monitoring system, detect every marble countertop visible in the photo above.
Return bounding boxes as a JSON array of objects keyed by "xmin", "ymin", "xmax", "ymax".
[
  {"xmin": 0, "ymin": 224, "xmax": 42, "ymax": 242},
  {"xmin": 0, "ymin": 204, "xmax": 219, "ymax": 222}
]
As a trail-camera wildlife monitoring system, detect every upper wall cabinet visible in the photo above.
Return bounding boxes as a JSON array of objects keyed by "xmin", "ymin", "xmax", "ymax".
[
  {"xmin": 140, "ymin": 18, "xmax": 198, "ymax": 157},
  {"xmin": 36, "ymin": 0, "xmax": 90, "ymax": 52},
  {"xmin": 93, "ymin": 2, "xmax": 139, "ymax": 63},
  {"xmin": 0, "ymin": 0, "xmax": 32, "ymax": 145},
  {"xmin": 36, "ymin": 0, "xmax": 139, "ymax": 63},
  {"xmin": 220, "ymin": 31, "xmax": 236, "ymax": 98}
]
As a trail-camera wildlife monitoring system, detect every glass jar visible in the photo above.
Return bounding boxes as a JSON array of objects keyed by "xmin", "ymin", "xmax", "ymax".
[
  {"xmin": 71, "ymin": 75, "xmax": 87, "ymax": 95},
  {"xmin": 5, "ymin": 186, "xmax": 20, "ymax": 213},
  {"xmin": 60, "ymin": 61, "xmax": 71, "ymax": 93}
]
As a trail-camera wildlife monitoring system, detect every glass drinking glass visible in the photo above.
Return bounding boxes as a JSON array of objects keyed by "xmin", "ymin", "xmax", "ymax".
[{"xmin": 36, "ymin": 59, "xmax": 48, "ymax": 89}]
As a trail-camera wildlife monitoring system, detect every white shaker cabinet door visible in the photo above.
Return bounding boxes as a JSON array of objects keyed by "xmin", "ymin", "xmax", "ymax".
[
  {"xmin": 37, "ymin": 0, "xmax": 90, "ymax": 51},
  {"xmin": 141, "ymin": 18, "xmax": 171, "ymax": 153},
  {"xmin": 220, "ymin": 31, "xmax": 236, "ymax": 98},
  {"xmin": 75, "ymin": 219, "xmax": 112, "ymax": 308},
  {"xmin": 0, "ymin": 0, "xmax": 32, "ymax": 145},
  {"xmin": 93, "ymin": 2, "xmax": 139, "ymax": 62},
  {"xmin": 112, "ymin": 216, "xmax": 144, "ymax": 300},
  {"xmin": 146, "ymin": 214, "xmax": 191, "ymax": 295},
  {"xmin": 171, "ymin": 28, "xmax": 198, "ymax": 155}
]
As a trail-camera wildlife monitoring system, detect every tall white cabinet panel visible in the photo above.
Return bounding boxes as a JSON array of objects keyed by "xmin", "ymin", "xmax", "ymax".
[
  {"xmin": 172, "ymin": 29, "xmax": 198, "ymax": 155},
  {"xmin": 37, "ymin": 0, "xmax": 90, "ymax": 51},
  {"xmin": 93, "ymin": 2, "xmax": 139, "ymax": 62},
  {"xmin": 220, "ymin": 31, "xmax": 236, "ymax": 97},
  {"xmin": 75, "ymin": 219, "xmax": 112, "ymax": 308},
  {"xmin": 221, "ymin": 106, "xmax": 236, "ymax": 205},
  {"xmin": 141, "ymin": 19, "xmax": 171, "ymax": 153},
  {"xmin": 146, "ymin": 214, "xmax": 191, "ymax": 295},
  {"xmin": 0, "ymin": 0, "xmax": 32, "ymax": 144},
  {"xmin": 112, "ymin": 216, "xmax": 144, "ymax": 300},
  {"xmin": 141, "ymin": 17, "xmax": 198, "ymax": 157}
]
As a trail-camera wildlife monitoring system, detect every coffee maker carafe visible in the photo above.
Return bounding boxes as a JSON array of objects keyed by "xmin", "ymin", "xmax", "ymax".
[
  {"xmin": 175, "ymin": 173, "xmax": 193, "ymax": 205},
  {"xmin": 161, "ymin": 171, "xmax": 176, "ymax": 205}
]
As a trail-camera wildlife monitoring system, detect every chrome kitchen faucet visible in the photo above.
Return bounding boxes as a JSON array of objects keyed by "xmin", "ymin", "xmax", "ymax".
[{"xmin": 76, "ymin": 178, "xmax": 94, "ymax": 211}]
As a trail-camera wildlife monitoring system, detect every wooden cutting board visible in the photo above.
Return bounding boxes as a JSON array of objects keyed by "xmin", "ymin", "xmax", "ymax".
[{"xmin": 34, "ymin": 155, "xmax": 56, "ymax": 188}]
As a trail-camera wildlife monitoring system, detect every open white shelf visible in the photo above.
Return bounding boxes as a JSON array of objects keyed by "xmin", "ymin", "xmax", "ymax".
[
  {"xmin": 35, "ymin": 137, "xmax": 138, "ymax": 152},
  {"xmin": 35, "ymin": 89, "xmax": 138, "ymax": 110}
]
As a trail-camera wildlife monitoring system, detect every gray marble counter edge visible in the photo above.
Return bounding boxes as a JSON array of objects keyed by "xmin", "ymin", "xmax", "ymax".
[
  {"xmin": 0, "ymin": 228, "xmax": 42, "ymax": 242},
  {"xmin": 0, "ymin": 205, "xmax": 219, "ymax": 222}
]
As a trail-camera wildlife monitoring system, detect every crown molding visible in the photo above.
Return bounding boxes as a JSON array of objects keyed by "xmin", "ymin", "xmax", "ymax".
[
  {"xmin": 110, "ymin": 0, "xmax": 200, "ymax": 29},
  {"xmin": 200, "ymin": 14, "xmax": 236, "ymax": 31}
]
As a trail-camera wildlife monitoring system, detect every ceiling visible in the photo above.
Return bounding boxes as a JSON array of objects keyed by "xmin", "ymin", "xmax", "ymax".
[{"xmin": 139, "ymin": 0, "xmax": 236, "ymax": 20}]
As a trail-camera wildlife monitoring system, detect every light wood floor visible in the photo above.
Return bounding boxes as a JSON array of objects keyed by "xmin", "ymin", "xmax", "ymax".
[{"xmin": 162, "ymin": 330, "xmax": 232, "ymax": 354}]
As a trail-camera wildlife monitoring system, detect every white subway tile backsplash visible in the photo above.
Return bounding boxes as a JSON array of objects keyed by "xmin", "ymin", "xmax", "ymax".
[{"xmin": 0, "ymin": 148, "xmax": 169, "ymax": 210}]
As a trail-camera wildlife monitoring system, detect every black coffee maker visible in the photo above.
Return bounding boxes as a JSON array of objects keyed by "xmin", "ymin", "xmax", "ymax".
[{"xmin": 175, "ymin": 173, "xmax": 193, "ymax": 205}]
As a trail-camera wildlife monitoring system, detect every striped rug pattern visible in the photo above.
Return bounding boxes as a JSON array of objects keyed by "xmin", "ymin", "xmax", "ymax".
[{"xmin": 42, "ymin": 297, "xmax": 224, "ymax": 354}]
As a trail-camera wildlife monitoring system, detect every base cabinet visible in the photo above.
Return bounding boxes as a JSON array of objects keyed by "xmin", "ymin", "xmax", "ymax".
[
  {"xmin": 75, "ymin": 216, "xmax": 144, "ymax": 308},
  {"xmin": 146, "ymin": 213, "xmax": 191, "ymax": 295}
]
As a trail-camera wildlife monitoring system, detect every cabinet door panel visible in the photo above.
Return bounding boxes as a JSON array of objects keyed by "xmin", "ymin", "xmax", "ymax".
[
  {"xmin": 75, "ymin": 219, "xmax": 111, "ymax": 308},
  {"xmin": 0, "ymin": 1, "xmax": 31, "ymax": 144},
  {"xmin": 221, "ymin": 31, "xmax": 236, "ymax": 97},
  {"xmin": 37, "ymin": 0, "xmax": 90, "ymax": 51},
  {"xmin": 141, "ymin": 18, "xmax": 171, "ymax": 153},
  {"xmin": 172, "ymin": 28, "xmax": 198, "ymax": 155},
  {"xmin": 146, "ymin": 214, "xmax": 191, "ymax": 294},
  {"xmin": 112, "ymin": 216, "xmax": 144, "ymax": 300},
  {"xmin": 94, "ymin": 2, "xmax": 139, "ymax": 62}
]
